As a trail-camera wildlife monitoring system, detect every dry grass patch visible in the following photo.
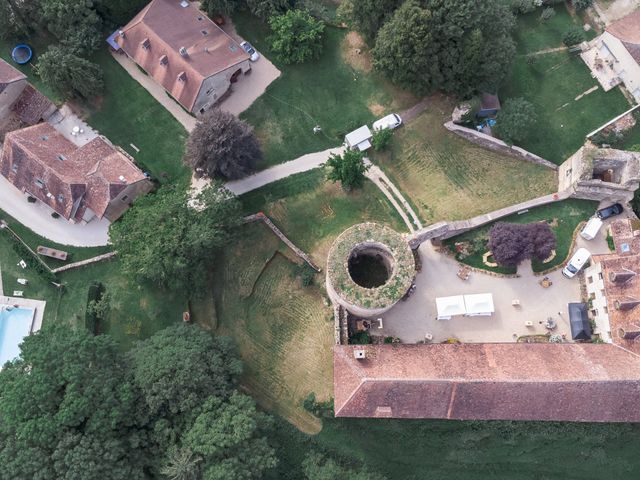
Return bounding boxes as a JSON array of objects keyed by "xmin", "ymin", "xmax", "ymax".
[
  {"xmin": 375, "ymin": 96, "xmax": 558, "ymax": 223},
  {"xmin": 342, "ymin": 31, "xmax": 372, "ymax": 72}
]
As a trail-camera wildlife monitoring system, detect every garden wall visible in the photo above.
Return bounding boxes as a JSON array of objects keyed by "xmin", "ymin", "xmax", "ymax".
[{"xmin": 444, "ymin": 121, "xmax": 559, "ymax": 170}]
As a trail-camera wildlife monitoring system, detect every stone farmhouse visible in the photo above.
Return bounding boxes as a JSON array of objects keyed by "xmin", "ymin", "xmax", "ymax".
[
  {"xmin": 113, "ymin": 0, "xmax": 251, "ymax": 115},
  {"xmin": 1, "ymin": 123, "xmax": 152, "ymax": 224},
  {"xmin": 581, "ymin": 10, "xmax": 640, "ymax": 103}
]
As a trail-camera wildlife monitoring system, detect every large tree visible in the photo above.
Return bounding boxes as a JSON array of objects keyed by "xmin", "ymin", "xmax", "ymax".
[
  {"xmin": 41, "ymin": 0, "xmax": 103, "ymax": 54},
  {"xmin": 493, "ymin": 97, "xmax": 537, "ymax": 145},
  {"xmin": 337, "ymin": 0, "xmax": 403, "ymax": 44},
  {"xmin": 372, "ymin": 0, "xmax": 516, "ymax": 97},
  {"xmin": 185, "ymin": 108, "xmax": 262, "ymax": 180},
  {"xmin": 268, "ymin": 9, "xmax": 325, "ymax": 64},
  {"xmin": 0, "ymin": 325, "xmax": 147, "ymax": 480},
  {"xmin": 325, "ymin": 149, "xmax": 369, "ymax": 191},
  {"xmin": 488, "ymin": 222, "xmax": 556, "ymax": 267},
  {"xmin": 184, "ymin": 393, "xmax": 277, "ymax": 480},
  {"xmin": 129, "ymin": 324, "xmax": 242, "ymax": 419},
  {"xmin": 0, "ymin": 0, "xmax": 41, "ymax": 39},
  {"xmin": 109, "ymin": 183, "xmax": 241, "ymax": 292},
  {"xmin": 36, "ymin": 46, "xmax": 104, "ymax": 100}
]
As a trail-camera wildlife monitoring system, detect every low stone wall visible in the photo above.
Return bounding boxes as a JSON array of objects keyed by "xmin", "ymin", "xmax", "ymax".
[
  {"xmin": 445, "ymin": 121, "xmax": 558, "ymax": 171},
  {"xmin": 50, "ymin": 251, "xmax": 117, "ymax": 274},
  {"xmin": 243, "ymin": 213, "xmax": 321, "ymax": 272}
]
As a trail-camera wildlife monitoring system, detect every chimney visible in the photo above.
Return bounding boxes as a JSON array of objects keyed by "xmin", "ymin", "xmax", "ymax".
[
  {"xmin": 354, "ymin": 349, "xmax": 365, "ymax": 360},
  {"xmin": 614, "ymin": 298, "xmax": 640, "ymax": 311},
  {"xmin": 179, "ymin": 46, "xmax": 188, "ymax": 57},
  {"xmin": 609, "ymin": 269, "xmax": 637, "ymax": 284},
  {"xmin": 118, "ymin": 30, "xmax": 125, "ymax": 38},
  {"xmin": 119, "ymin": 175, "xmax": 126, "ymax": 183},
  {"xmin": 618, "ymin": 325, "xmax": 640, "ymax": 340}
]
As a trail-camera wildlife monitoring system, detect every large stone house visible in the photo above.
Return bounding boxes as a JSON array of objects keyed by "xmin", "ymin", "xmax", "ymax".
[
  {"xmin": 113, "ymin": 0, "xmax": 251, "ymax": 115},
  {"xmin": 1, "ymin": 123, "xmax": 152, "ymax": 223},
  {"xmin": 580, "ymin": 10, "xmax": 640, "ymax": 103}
]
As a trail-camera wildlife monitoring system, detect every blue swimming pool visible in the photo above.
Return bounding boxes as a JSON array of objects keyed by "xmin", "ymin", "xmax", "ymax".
[{"xmin": 0, "ymin": 306, "xmax": 35, "ymax": 366}]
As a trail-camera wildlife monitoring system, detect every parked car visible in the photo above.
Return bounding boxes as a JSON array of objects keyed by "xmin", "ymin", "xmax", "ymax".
[
  {"xmin": 580, "ymin": 217, "xmax": 603, "ymax": 241},
  {"xmin": 372, "ymin": 113, "xmax": 402, "ymax": 131},
  {"xmin": 596, "ymin": 203, "xmax": 623, "ymax": 219},
  {"xmin": 562, "ymin": 248, "xmax": 591, "ymax": 279},
  {"xmin": 240, "ymin": 41, "xmax": 260, "ymax": 62}
]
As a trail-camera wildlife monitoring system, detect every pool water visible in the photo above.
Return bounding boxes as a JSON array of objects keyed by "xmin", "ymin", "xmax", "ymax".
[{"xmin": 0, "ymin": 306, "xmax": 35, "ymax": 366}]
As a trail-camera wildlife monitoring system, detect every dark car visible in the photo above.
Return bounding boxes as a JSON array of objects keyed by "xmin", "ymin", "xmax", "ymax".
[{"xmin": 596, "ymin": 203, "xmax": 624, "ymax": 219}]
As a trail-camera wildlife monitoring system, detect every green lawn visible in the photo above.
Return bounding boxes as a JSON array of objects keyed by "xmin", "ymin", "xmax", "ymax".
[
  {"xmin": 373, "ymin": 96, "xmax": 558, "ymax": 225},
  {"xmin": 502, "ymin": 7, "xmax": 630, "ymax": 164},
  {"xmin": 443, "ymin": 199, "xmax": 598, "ymax": 274},
  {"xmin": 210, "ymin": 169, "xmax": 404, "ymax": 433},
  {"xmin": 235, "ymin": 13, "xmax": 416, "ymax": 169},
  {"xmin": 0, "ymin": 37, "xmax": 189, "ymax": 183},
  {"xmin": 85, "ymin": 49, "xmax": 190, "ymax": 183},
  {"xmin": 266, "ymin": 416, "xmax": 640, "ymax": 480}
]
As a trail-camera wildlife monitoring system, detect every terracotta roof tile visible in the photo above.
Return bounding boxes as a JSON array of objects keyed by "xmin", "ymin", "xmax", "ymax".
[
  {"xmin": 0, "ymin": 124, "xmax": 146, "ymax": 220},
  {"xmin": 10, "ymin": 85, "xmax": 55, "ymax": 125},
  {"xmin": 334, "ymin": 344, "xmax": 640, "ymax": 422},
  {"xmin": 0, "ymin": 58, "xmax": 26, "ymax": 85},
  {"xmin": 606, "ymin": 10, "xmax": 640, "ymax": 45},
  {"xmin": 116, "ymin": 0, "xmax": 249, "ymax": 111}
]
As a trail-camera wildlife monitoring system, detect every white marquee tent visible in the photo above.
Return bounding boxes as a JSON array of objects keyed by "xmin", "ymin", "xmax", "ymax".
[{"xmin": 435, "ymin": 293, "xmax": 495, "ymax": 320}]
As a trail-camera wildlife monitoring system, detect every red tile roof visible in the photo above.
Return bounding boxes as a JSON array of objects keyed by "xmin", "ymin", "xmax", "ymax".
[
  {"xmin": 593, "ymin": 219, "xmax": 640, "ymax": 354},
  {"xmin": 334, "ymin": 344, "xmax": 640, "ymax": 422},
  {"xmin": 0, "ymin": 123, "xmax": 146, "ymax": 220},
  {"xmin": 10, "ymin": 84, "xmax": 55, "ymax": 125},
  {"xmin": 0, "ymin": 58, "xmax": 26, "ymax": 85},
  {"xmin": 116, "ymin": 0, "xmax": 249, "ymax": 111},
  {"xmin": 606, "ymin": 10, "xmax": 640, "ymax": 63}
]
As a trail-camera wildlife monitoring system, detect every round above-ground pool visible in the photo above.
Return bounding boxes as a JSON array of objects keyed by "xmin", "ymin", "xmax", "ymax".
[{"xmin": 11, "ymin": 44, "xmax": 32, "ymax": 65}]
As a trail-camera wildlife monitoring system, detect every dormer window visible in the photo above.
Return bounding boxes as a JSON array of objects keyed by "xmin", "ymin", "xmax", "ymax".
[
  {"xmin": 11, "ymin": 163, "xmax": 18, "ymax": 173},
  {"xmin": 177, "ymin": 71, "xmax": 187, "ymax": 82},
  {"xmin": 57, "ymin": 154, "xmax": 66, "ymax": 161},
  {"xmin": 159, "ymin": 55, "xmax": 168, "ymax": 66},
  {"xmin": 141, "ymin": 38, "xmax": 150, "ymax": 50},
  {"xmin": 35, "ymin": 179, "xmax": 44, "ymax": 189},
  {"xmin": 57, "ymin": 194, "xmax": 64, "ymax": 203}
]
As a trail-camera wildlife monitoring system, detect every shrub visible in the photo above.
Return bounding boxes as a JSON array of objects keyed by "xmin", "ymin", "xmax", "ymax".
[
  {"xmin": 349, "ymin": 331, "xmax": 371, "ymax": 344},
  {"xmin": 494, "ymin": 97, "xmax": 538, "ymax": 145},
  {"xmin": 573, "ymin": 0, "xmax": 593, "ymax": 10},
  {"xmin": 302, "ymin": 392, "xmax": 334, "ymax": 418},
  {"xmin": 299, "ymin": 264, "xmax": 317, "ymax": 286},
  {"xmin": 488, "ymin": 222, "xmax": 556, "ymax": 267},
  {"xmin": 85, "ymin": 282, "xmax": 105, "ymax": 335},
  {"xmin": 606, "ymin": 232, "xmax": 615, "ymax": 252},
  {"xmin": 371, "ymin": 128, "xmax": 394, "ymax": 151},
  {"xmin": 268, "ymin": 9, "xmax": 325, "ymax": 64},
  {"xmin": 511, "ymin": 0, "xmax": 541, "ymax": 14},
  {"xmin": 563, "ymin": 26, "xmax": 584, "ymax": 46},
  {"xmin": 540, "ymin": 6, "xmax": 555, "ymax": 21}
]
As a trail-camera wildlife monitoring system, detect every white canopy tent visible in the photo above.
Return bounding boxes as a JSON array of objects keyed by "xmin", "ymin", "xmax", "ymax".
[
  {"xmin": 435, "ymin": 295, "xmax": 466, "ymax": 320},
  {"xmin": 463, "ymin": 293, "xmax": 495, "ymax": 317},
  {"xmin": 435, "ymin": 293, "xmax": 495, "ymax": 319}
]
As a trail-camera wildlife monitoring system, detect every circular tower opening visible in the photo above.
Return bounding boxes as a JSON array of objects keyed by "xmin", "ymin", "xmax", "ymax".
[{"xmin": 348, "ymin": 244, "xmax": 394, "ymax": 288}]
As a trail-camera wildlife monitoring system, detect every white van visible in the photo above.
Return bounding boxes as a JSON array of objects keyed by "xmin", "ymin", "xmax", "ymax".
[
  {"xmin": 580, "ymin": 217, "xmax": 603, "ymax": 241},
  {"xmin": 562, "ymin": 248, "xmax": 591, "ymax": 278}
]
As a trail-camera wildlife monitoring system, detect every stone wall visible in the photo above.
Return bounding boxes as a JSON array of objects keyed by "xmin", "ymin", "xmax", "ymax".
[{"xmin": 445, "ymin": 121, "xmax": 558, "ymax": 170}]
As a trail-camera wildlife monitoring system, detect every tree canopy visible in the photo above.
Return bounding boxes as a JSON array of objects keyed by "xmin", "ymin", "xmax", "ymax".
[
  {"xmin": 325, "ymin": 149, "xmax": 369, "ymax": 191},
  {"xmin": 40, "ymin": 0, "xmax": 103, "ymax": 54},
  {"xmin": 109, "ymin": 183, "xmax": 241, "ymax": 293},
  {"xmin": 337, "ymin": 0, "xmax": 403, "ymax": 44},
  {"xmin": 0, "ymin": 325, "xmax": 146, "ymax": 480},
  {"xmin": 371, "ymin": 0, "xmax": 516, "ymax": 97},
  {"xmin": 36, "ymin": 46, "xmax": 104, "ymax": 99},
  {"xmin": 493, "ymin": 97, "xmax": 538, "ymax": 145},
  {"xmin": 488, "ymin": 222, "xmax": 556, "ymax": 267},
  {"xmin": 268, "ymin": 9, "xmax": 325, "ymax": 64},
  {"xmin": 185, "ymin": 108, "xmax": 262, "ymax": 180}
]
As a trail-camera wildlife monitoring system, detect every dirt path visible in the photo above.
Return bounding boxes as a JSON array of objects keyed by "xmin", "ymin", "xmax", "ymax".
[
  {"xmin": 400, "ymin": 97, "xmax": 430, "ymax": 123},
  {"xmin": 526, "ymin": 46, "xmax": 569, "ymax": 56}
]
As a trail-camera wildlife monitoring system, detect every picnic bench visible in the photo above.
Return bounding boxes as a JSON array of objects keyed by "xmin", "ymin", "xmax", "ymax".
[{"xmin": 37, "ymin": 246, "xmax": 68, "ymax": 261}]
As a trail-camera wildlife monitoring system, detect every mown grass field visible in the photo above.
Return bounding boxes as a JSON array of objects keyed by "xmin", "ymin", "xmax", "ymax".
[
  {"xmin": 443, "ymin": 199, "xmax": 598, "ymax": 274},
  {"xmin": 211, "ymin": 170, "xmax": 404, "ymax": 433},
  {"xmin": 373, "ymin": 96, "xmax": 558, "ymax": 224},
  {"xmin": 502, "ymin": 6, "xmax": 630, "ymax": 164},
  {"xmin": 235, "ymin": 13, "xmax": 417, "ymax": 169},
  {"xmin": 266, "ymin": 416, "xmax": 640, "ymax": 480}
]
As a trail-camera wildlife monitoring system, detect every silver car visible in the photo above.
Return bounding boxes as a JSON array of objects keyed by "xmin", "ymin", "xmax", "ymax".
[{"xmin": 240, "ymin": 41, "xmax": 260, "ymax": 62}]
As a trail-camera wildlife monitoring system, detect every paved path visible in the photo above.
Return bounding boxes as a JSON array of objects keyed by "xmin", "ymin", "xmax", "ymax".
[
  {"xmin": 111, "ymin": 53, "xmax": 198, "ymax": 132},
  {"xmin": 191, "ymin": 146, "xmax": 347, "ymax": 195},
  {"xmin": 0, "ymin": 175, "xmax": 110, "ymax": 247}
]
